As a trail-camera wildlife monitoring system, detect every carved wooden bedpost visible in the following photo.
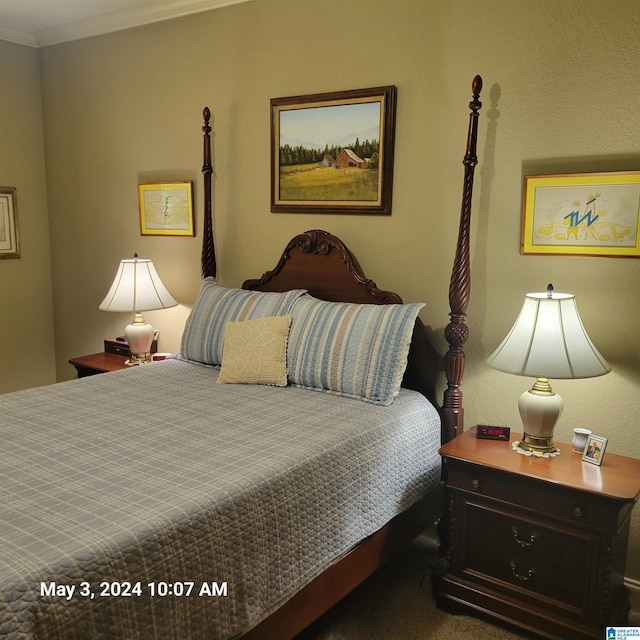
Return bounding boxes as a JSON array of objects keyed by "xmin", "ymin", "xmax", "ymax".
[
  {"xmin": 201, "ymin": 107, "xmax": 217, "ymax": 279},
  {"xmin": 442, "ymin": 75, "xmax": 482, "ymax": 443}
]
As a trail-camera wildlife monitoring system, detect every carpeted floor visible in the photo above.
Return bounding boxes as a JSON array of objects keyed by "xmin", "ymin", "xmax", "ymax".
[
  {"xmin": 296, "ymin": 541, "xmax": 530, "ymax": 640},
  {"xmin": 296, "ymin": 536, "xmax": 639, "ymax": 640}
]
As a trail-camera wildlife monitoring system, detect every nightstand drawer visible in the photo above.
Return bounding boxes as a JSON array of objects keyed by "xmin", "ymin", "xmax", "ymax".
[
  {"xmin": 460, "ymin": 499, "xmax": 599, "ymax": 614},
  {"xmin": 447, "ymin": 461, "xmax": 620, "ymax": 533}
]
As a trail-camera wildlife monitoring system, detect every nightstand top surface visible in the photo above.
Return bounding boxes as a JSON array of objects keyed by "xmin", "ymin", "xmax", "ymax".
[
  {"xmin": 440, "ymin": 426, "xmax": 640, "ymax": 502},
  {"xmin": 69, "ymin": 352, "xmax": 129, "ymax": 373}
]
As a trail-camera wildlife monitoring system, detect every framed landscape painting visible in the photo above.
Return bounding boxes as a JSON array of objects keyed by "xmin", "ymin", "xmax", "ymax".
[
  {"xmin": 271, "ymin": 86, "xmax": 397, "ymax": 214},
  {"xmin": 521, "ymin": 172, "xmax": 640, "ymax": 257}
]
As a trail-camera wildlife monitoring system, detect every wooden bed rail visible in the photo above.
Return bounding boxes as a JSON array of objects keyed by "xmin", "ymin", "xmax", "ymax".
[{"xmin": 441, "ymin": 75, "xmax": 482, "ymax": 443}]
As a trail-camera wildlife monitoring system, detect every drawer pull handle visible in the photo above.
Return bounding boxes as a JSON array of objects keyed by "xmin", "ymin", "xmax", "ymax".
[
  {"xmin": 510, "ymin": 561, "xmax": 535, "ymax": 582},
  {"xmin": 471, "ymin": 479, "xmax": 480, "ymax": 489},
  {"xmin": 512, "ymin": 526, "xmax": 537, "ymax": 548},
  {"xmin": 573, "ymin": 506, "xmax": 584, "ymax": 517}
]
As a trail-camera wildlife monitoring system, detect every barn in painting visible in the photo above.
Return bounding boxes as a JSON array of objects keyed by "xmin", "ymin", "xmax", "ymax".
[{"xmin": 334, "ymin": 148, "xmax": 367, "ymax": 169}]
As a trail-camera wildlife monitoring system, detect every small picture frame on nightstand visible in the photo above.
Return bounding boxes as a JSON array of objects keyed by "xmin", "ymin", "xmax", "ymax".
[{"xmin": 582, "ymin": 435, "xmax": 608, "ymax": 465}]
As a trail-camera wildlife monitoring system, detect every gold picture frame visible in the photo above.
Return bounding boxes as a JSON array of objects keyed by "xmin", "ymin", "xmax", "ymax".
[
  {"xmin": 271, "ymin": 86, "xmax": 397, "ymax": 215},
  {"xmin": 0, "ymin": 187, "xmax": 20, "ymax": 259},
  {"xmin": 138, "ymin": 181, "xmax": 194, "ymax": 236},
  {"xmin": 521, "ymin": 171, "xmax": 640, "ymax": 257}
]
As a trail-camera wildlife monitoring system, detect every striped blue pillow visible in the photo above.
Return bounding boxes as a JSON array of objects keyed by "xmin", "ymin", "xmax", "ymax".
[
  {"xmin": 180, "ymin": 278, "xmax": 306, "ymax": 366},
  {"xmin": 287, "ymin": 295, "xmax": 425, "ymax": 405}
]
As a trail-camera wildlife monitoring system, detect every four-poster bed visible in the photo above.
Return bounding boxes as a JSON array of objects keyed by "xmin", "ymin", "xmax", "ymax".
[
  {"xmin": 203, "ymin": 74, "xmax": 482, "ymax": 639},
  {"xmin": 0, "ymin": 75, "xmax": 482, "ymax": 640}
]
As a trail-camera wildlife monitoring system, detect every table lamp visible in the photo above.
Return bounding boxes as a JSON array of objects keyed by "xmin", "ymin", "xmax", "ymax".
[
  {"xmin": 99, "ymin": 254, "xmax": 177, "ymax": 364},
  {"xmin": 486, "ymin": 284, "xmax": 610, "ymax": 457}
]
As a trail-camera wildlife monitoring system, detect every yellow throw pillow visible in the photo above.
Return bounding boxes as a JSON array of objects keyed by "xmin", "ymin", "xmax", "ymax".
[{"xmin": 217, "ymin": 315, "xmax": 292, "ymax": 386}]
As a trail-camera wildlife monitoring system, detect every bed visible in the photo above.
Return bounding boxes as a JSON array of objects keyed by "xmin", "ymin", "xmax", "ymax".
[{"xmin": 0, "ymin": 75, "xmax": 483, "ymax": 640}]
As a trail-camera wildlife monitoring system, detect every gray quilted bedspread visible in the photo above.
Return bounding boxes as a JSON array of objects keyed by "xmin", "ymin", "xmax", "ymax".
[{"xmin": 0, "ymin": 359, "xmax": 441, "ymax": 639}]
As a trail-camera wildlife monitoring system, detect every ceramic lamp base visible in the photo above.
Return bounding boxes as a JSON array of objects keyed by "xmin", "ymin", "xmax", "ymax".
[
  {"xmin": 517, "ymin": 378, "xmax": 563, "ymax": 457},
  {"xmin": 125, "ymin": 312, "xmax": 155, "ymax": 364}
]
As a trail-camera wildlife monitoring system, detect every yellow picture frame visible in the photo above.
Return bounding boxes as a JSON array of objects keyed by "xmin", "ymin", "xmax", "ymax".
[
  {"xmin": 521, "ymin": 171, "xmax": 640, "ymax": 257},
  {"xmin": 138, "ymin": 181, "xmax": 194, "ymax": 236}
]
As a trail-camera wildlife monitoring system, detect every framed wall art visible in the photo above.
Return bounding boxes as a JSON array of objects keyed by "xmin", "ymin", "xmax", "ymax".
[
  {"xmin": 271, "ymin": 85, "xmax": 397, "ymax": 215},
  {"xmin": 0, "ymin": 187, "xmax": 20, "ymax": 259},
  {"xmin": 521, "ymin": 171, "xmax": 640, "ymax": 257},
  {"xmin": 138, "ymin": 181, "xmax": 194, "ymax": 236}
]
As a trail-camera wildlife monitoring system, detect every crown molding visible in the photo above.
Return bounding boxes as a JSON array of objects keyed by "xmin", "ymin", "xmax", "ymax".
[
  {"xmin": 0, "ymin": 23, "xmax": 37, "ymax": 47},
  {"xmin": 2, "ymin": 0, "xmax": 251, "ymax": 48}
]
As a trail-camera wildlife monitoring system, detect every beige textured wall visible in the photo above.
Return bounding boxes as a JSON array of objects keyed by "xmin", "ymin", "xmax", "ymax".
[
  {"xmin": 0, "ymin": 40, "xmax": 56, "ymax": 393},
  {"xmin": 12, "ymin": 0, "xmax": 640, "ymax": 577}
]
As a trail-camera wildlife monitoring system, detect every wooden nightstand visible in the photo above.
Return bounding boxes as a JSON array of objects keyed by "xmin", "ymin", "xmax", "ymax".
[
  {"xmin": 436, "ymin": 426, "xmax": 640, "ymax": 639},
  {"xmin": 69, "ymin": 352, "xmax": 130, "ymax": 378}
]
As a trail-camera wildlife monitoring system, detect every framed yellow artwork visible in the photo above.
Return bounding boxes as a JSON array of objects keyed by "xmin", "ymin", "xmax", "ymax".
[
  {"xmin": 521, "ymin": 171, "xmax": 640, "ymax": 257},
  {"xmin": 138, "ymin": 181, "xmax": 194, "ymax": 236}
]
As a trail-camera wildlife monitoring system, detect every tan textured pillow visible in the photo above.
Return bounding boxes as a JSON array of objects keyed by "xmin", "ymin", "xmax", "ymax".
[{"xmin": 217, "ymin": 315, "xmax": 292, "ymax": 386}]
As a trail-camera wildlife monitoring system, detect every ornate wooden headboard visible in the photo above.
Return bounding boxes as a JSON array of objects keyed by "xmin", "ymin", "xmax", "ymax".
[
  {"xmin": 199, "ymin": 75, "xmax": 483, "ymax": 443},
  {"xmin": 240, "ymin": 228, "xmax": 443, "ymax": 415}
]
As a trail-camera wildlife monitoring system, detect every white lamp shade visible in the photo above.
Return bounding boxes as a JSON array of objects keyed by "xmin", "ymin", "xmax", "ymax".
[
  {"xmin": 487, "ymin": 290, "xmax": 610, "ymax": 379},
  {"xmin": 99, "ymin": 256, "xmax": 177, "ymax": 312}
]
